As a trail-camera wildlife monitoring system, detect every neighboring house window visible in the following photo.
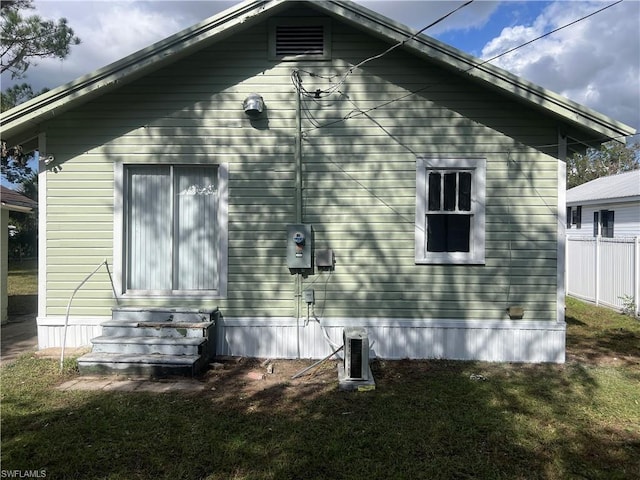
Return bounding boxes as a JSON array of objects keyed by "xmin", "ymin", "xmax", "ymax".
[
  {"xmin": 268, "ymin": 18, "xmax": 332, "ymax": 60},
  {"xmin": 593, "ymin": 210, "xmax": 615, "ymax": 237},
  {"xmin": 118, "ymin": 164, "xmax": 228, "ymax": 296},
  {"xmin": 566, "ymin": 206, "xmax": 582, "ymax": 229},
  {"xmin": 572, "ymin": 206, "xmax": 582, "ymax": 229},
  {"xmin": 415, "ymin": 157, "xmax": 486, "ymax": 264},
  {"xmin": 600, "ymin": 209, "xmax": 614, "ymax": 238}
]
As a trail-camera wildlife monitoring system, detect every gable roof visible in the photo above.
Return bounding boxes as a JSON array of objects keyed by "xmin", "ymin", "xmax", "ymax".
[
  {"xmin": 1, "ymin": 185, "xmax": 37, "ymax": 212},
  {"xmin": 1, "ymin": 0, "xmax": 635, "ymax": 147},
  {"xmin": 566, "ymin": 169, "xmax": 640, "ymax": 205}
]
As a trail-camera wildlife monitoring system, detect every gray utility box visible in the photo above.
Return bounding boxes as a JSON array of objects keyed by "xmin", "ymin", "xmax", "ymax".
[{"xmin": 286, "ymin": 224, "xmax": 313, "ymax": 272}]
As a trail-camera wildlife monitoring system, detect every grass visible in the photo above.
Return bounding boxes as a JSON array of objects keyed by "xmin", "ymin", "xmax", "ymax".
[
  {"xmin": 1, "ymin": 298, "xmax": 639, "ymax": 479},
  {"xmin": 7, "ymin": 260, "xmax": 38, "ymax": 296}
]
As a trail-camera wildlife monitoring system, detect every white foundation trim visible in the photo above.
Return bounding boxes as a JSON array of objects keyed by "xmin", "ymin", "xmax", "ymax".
[
  {"xmin": 218, "ymin": 316, "xmax": 566, "ymax": 363},
  {"xmin": 36, "ymin": 315, "xmax": 566, "ymax": 363},
  {"xmin": 36, "ymin": 316, "xmax": 108, "ymax": 350}
]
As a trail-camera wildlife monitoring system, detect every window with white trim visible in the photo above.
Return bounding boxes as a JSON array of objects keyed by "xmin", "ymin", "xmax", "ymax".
[
  {"xmin": 116, "ymin": 163, "xmax": 228, "ymax": 296},
  {"xmin": 415, "ymin": 158, "xmax": 486, "ymax": 264}
]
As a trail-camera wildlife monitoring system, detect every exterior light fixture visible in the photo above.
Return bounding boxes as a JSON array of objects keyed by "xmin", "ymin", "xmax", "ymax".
[{"xmin": 243, "ymin": 93, "xmax": 264, "ymax": 117}]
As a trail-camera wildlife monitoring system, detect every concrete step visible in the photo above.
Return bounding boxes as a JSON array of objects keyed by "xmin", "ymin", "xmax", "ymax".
[
  {"xmin": 101, "ymin": 320, "xmax": 215, "ymax": 339},
  {"xmin": 91, "ymin": 336, "xmax": 207, "ymax": 356},
  {"xmin": 81, "ymin": 307, "xmax": 219, "ymax": 377},
  {"xmin": 77, "ymin": 352, "xmax": 207, "ymax": 377},
  {"xmin": 111, "ymin": 307, "xmax": 219, "ymax": 324}
]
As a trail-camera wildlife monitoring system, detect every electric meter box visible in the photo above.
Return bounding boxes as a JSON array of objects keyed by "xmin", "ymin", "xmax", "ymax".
[{"xmin": 286, "ymin": 224, "xmax": 313, "ymax": 272}]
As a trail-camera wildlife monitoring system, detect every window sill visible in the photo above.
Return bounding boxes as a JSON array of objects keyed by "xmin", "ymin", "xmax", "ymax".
[
  {"xmin": 415, "ymin": 256, "xmax": 485, "ymax": 265},
  {"xmin": 121, "ymin": 291, "xmax": 225, "ymax": 299}
]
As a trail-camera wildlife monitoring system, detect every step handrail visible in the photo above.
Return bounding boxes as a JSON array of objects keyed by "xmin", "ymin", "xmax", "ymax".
[{"xmin": 59, "ymin": 259, "xmax": 119, "ymax": 372}]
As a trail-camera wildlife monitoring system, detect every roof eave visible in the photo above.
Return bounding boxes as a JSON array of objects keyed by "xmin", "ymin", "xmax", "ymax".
[
  {"xmin": 0, "ymin": 0, "xmax": 286, "ymax": 141},
  {"xmin": 313, "ymin": 0, "xmax": 636, "ymax": 142},
  {"xmin": 567, "ymin": 195, "xmax": 640, "ymax": 206},
  {"xmin": 1, "ymin": 0, "xmax": 635, "ymax": 144},
  {"xmin": 1, "ymin": 202, "xmax": 34, "ymax": 213}
]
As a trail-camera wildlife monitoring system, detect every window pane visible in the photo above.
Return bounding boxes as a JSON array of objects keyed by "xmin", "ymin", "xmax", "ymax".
[
  {"xmin": 427, "ymin": 214, "xmax": 471, "ymax": 253},
  {"xmin": 426, "ymin": 215, "xmax": 446, "ymax": 252},
  {"xmin": 175, "ymin": 166, "xmax": 218, "ymax": 290},
  {"xmin": 127, "ymin": 167, "xmax": 172, "ymax": 290},
  {"xmin": 458, "ymin": 172, "xmax": 471, "ymax": 211},
  {"xmin": 447, "ymin": 215, "xmax": 470, "ymax": 252},
  {"xmin": 443, "ymin": 173, "xmax": 457, "ymax": 211},
  {"xmin": 600, "ymin": 210, "xmax": 614, "ymax": 238},
  {"xmin": 428, "ymin": 173, "xmax": 441, "ymax": 211}
]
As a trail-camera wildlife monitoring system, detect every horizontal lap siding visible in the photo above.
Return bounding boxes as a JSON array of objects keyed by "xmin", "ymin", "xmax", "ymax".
[
  {"xmin": 300, "ymin": 23, "xmax": 558, "ymax": 321},
  {"xmin": 42, "ymin": 16, "xmax": 559, "ymax": 324},
  {"xmin": 44, "ymin": 23, "xmax": 298, "ymax": 317}
]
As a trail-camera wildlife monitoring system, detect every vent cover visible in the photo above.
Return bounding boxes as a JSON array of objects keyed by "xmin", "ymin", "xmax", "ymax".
[
  {"xmin": 269, "ymin": 19, "xmax": 331, "ymax": 60},
  {"xmin": 343, "ymin": 328, "xmax": 369, "ymax": 381},
  {"xmin": 276, "ymin": 25, "xmax": 324, "ymax": 56}
]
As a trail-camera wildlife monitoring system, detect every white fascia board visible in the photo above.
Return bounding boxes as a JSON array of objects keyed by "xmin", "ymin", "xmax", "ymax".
[
  {"xmin": 567, "ymin": 196, "xmax": 640, "ymax": 207},
  {"xmin": 0, "ymin": 204, "xmax": 32, "ymax": 213},
  {"xmin": 1, "ymin": 0, "xmax": 635, "ymax": 143},
  {"xmin": 0, "ymin": 0, "xmax": 284, "ymax": 141},
  {"xmin": 317, "ymin": 0, "xmax": 636, "ymax": 141}
]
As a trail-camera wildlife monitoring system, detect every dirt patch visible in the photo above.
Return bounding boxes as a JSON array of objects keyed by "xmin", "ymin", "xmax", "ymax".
[
  {"xmin": 201, "ymin": 357, "xmax": 340, "ymax": 402},
  {"xmin": 565, "ymin": 350, "xmax": 640, "ymax": 367}
]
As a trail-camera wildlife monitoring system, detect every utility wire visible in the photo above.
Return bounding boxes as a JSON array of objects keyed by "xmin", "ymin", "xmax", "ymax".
[
  {"xmin": 301, "ymin": 0, "xmax": 626, "ymax": 135},
  {"xmin": 292, "ymin": 0, "xmax": 475, "ymax": 99}
]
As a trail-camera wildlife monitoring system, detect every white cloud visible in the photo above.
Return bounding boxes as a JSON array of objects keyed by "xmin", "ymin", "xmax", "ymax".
[
  {"xmin": 3, "ymin": 0, "xmax": 637, "ymax": 135},
  {"xmin": 481, "ymin": 1, "xmax": 640, "ymax": 131},
  {"xmin": 357, "ymin": 0, "xmax": 500, "ymax": 34},
  {"xmin": 6, "ymin": 1, "xmax": 232, "ymax": 90}
]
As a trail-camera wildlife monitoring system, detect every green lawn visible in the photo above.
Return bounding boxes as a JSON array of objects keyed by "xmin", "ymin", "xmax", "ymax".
[
  {"xmin": 7, "ymin": 260, "xmax": 38, "ymax": 296},
  {"xmin": 1, "ymin": 297, "xmax": 639, "ymax": 480}
]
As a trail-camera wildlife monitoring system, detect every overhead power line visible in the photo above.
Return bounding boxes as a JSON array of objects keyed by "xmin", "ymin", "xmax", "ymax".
[
  {"xmin": 302, "ymin": 0, "xmax": 626, "ymax": 135},
  {"xmin": 292, "ymin": 0, "xmax": 475, "ymax": 99}
]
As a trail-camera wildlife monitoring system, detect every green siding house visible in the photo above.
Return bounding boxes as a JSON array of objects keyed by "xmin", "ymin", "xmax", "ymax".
[{"xmin": 1, "ymin": 0, "xmax": 635, "ymax": 368}]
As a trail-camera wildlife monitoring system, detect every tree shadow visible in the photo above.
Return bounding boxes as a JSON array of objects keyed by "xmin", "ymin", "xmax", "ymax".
[{"xmin": 1, "ymin": 358, "xmax": 638, "ymax": 479}]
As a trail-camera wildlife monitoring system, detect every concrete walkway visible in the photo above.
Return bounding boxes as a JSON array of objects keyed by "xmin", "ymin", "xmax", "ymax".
[
  {"xmin": 57, "ymin": 377, "xmax": 206, "ymax": 393},
  {"xmin": 0, "ymin": 313, "xmax": 38, "ymax": 365}
]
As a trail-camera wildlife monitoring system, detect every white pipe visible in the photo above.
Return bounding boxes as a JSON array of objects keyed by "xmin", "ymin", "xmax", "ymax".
[
  {"xmin": 291, "ymin": 344, "xmax": 343, "ymax": 379},
  {"xmin": 59, "ymin": 259, "xmax": 108, "ymax": 372}
]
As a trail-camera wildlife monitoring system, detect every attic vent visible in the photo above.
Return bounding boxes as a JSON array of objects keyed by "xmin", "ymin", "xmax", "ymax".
[
  {"xmin": 276, "ymin": 25, "xmax": 324, "ymax": 56},
  {"xmin": 269, "ymin": 19, "xmax": 331, "ymax": 60}
]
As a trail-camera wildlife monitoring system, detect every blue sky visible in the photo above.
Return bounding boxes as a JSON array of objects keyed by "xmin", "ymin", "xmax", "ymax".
[{"xmin": 1, "ymin": 0, "xmax": 639, "ymax": 188}]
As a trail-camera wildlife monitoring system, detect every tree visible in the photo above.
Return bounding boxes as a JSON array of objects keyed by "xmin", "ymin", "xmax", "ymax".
[
  {"xmin": 0, "ymin": 81, "xmax": 46, "ymax": 111},
  {"xmin": 567, "ymin": 140, "xmax": 640, "ymax": 189},
  {"xmin": 1, "ymin": 0, "xmax": 79, "ymax": 184},
  {"xmin": 1, "ymin": 0, "xmax": 80, "ymax": 78}
]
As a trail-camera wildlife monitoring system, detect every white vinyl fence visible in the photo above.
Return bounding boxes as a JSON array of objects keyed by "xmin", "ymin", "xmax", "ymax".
[{"xmin": 566, "ymin": 236, "xmax": 640, "ymax": 316}]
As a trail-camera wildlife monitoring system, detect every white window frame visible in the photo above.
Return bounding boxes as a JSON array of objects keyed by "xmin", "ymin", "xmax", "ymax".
[
  {"xmin": 114, "ymin": 162, "xmax": 228, "ymax": 298},
  {"xmin": 415, "ymin": 157, "xmax": 486, "ymax": 265}
]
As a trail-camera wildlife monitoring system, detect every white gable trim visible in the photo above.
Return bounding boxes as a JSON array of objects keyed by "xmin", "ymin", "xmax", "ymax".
[{"xmin": 1, "ymin": 0, "xmax": 634, "ymax": 144}]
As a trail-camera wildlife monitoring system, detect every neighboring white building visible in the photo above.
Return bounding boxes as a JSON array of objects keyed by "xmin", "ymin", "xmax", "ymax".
[{"xmin": 566, "ymin": 170, "xmax": 640, "ymax": 238}]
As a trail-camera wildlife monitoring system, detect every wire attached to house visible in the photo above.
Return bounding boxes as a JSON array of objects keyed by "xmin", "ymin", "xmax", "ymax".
[
  {"xmin": 291, "ymin": 0, "xmax": 475, "ymax": 99},
  {"xmin": 300, "ymin": 0, "xmax": 626, "ymax": 135}
]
